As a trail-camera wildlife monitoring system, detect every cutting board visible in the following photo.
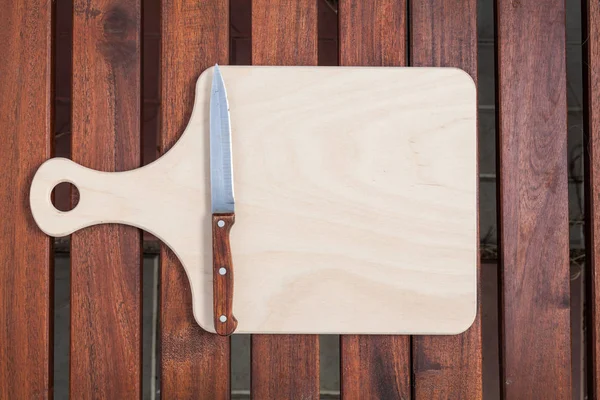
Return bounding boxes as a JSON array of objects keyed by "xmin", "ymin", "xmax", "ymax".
[{"xmin": 30, "ymin": 66, "xmax": 478, "ymax": 335}]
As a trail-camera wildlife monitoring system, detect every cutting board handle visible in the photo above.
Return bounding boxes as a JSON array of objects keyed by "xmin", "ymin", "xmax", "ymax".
[{"xmin": 29, "ymin": 157, "xmax": 147, "ymax": 237}]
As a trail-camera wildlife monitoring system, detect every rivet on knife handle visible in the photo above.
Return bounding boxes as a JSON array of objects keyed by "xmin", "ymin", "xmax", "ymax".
[{"xmin": 212, "ymin": 213, "xmax": 237, "ymax": 335}]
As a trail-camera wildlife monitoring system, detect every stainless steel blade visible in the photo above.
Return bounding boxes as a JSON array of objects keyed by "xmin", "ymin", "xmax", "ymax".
[{"xmin": 210, "ymin": 64, "xmax": 235, "ymax": 213}]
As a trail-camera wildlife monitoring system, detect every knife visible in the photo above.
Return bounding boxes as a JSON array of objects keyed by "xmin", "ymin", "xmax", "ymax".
[{"xmin": 210, "ymin": 64, "xmax": 237, "ymax": 336}]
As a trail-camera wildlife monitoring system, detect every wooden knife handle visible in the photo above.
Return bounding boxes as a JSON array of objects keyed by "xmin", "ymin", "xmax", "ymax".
[{"xmin": 212, "ymin": 213, "xmax": 238, "ymax": 335}]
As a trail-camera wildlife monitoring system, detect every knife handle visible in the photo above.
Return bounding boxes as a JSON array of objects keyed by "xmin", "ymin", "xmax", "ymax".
[{"xmin": 212, "ymin": 213, "xmax": 238, "ymax": 335}]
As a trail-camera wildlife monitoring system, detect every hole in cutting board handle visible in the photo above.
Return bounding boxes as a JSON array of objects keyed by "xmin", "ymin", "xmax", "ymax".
[{"xmin": 51, "ymin": 182, "xmax": 79, "ymax": 212}]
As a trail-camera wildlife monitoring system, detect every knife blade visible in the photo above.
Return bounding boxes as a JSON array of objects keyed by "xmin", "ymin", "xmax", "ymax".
[{"xmin": 210, "ymin": 64, "xmax": 237, "ymax": 336}]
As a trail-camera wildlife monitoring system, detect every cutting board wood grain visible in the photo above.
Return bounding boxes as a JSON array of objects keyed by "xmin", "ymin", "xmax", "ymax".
[{"xmin": 30, "ymin": 66, "xmax": 478, "ymax": 334}]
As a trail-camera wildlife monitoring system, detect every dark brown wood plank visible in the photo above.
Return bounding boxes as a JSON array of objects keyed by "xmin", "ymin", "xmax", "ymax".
[
  {"xmin": 251, "ymin": 335, "xmax": 320, "ymax": 398},
  {"xmin": 159, "ymin": 1, "xmax": 230, "ymax": 398},
  {"xmin": 339, "ymin": 0, "xmax": 406, "ymax": 66},
  {"xmin": 70, "ymin": 1, "xmax": 142, "ymax": 398},
  {"xmin": 252, "ymin": 0, "xmax": 317, "ymax": 66},
  {"xmin": 337, "ymin": 1, "xmax": 410, "ymax": 399},
  {"xmin": 0, "ymin": 1, "xmax": 53, "ymax": 398},
  {"xmin": 496, "ymin": 0, "xmax": 571, "ymax": 397},
  {"xmin": 409, "ymin": 2, "xmax": 483, "ymax": 399},
  {"xmin": 340, "ymin": 336, "xmax": 411, "ymax": 399},
  {"xmin": 584, "ymin": 0, "xmax": 600, "ymax": 397},
  {"xmin": 251, "ymin": 1, "xmax": 319, "ymax": 398}
]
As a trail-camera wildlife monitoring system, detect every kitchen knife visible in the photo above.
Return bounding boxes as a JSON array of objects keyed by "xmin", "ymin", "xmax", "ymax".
[{"xmin": 210, "ymin": 65, "xmax": 237, "ymax": 336}]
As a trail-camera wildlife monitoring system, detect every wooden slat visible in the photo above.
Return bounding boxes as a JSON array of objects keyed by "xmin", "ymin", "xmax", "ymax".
[
  {"xmin": 584, "ymin": 0, "xmax": 600, "ymax": 396},
  {"xmin": 251, "ymin": 335, "xmax": 319, "ymax": 398},
  {"xmin": 340, "ymin": 336, "xmax": 411, "ymax": 399},
  {"xmin": 70, "ymin": 1, "xmax": 142, "ymax": 398},
  {"xmin": 159, "ymin": 1, "xmax": 230, "ymax": 398},
  {"xmin": 251, "ymin": 1, "xmax": 319, "ymax": 398},
  {"xmin": 0, "ymin": 1, "xmax": 53, "ymax": 398},
  {"xmin": 337, "ymin": 1, "xmax": 410, "ymax": 399},
  {"xmin": 409, "ymin": 2, "xmax": 483, "ymax": 399},
  {"xmin": 252, "ymin": 0, "xmax": 317, "ymax": 66},
  {"xmin": 339, "ymin": 0, "xmax": 406, "ymax": 66},
  {"xmin": 496, "ymin": 0, "xmax": 571, "ymax": 397}
]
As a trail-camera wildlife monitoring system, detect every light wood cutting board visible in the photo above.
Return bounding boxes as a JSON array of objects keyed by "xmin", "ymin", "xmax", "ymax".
[{"xmin": 30, "ymin": 66, "xmax": 478, "ymax": 334}]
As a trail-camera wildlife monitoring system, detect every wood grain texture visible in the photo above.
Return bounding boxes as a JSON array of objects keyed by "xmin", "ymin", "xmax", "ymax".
[
  {"xmin": 251, "ymin": 0, "xmax": 319, "ymax": 397},
  {"xmin": 252, "ymin": 0, "xmax": 317, "ymax": 66},
  {"xmin": 0, "ymin": 1, "xmax": 53, "ymax": 398},
  {"xmin": 212, "ymin": 213, "xmax": 237, "ymax": 335},
  {"xmin": 341, "ymin": 336, "xmax": 410, "ymax": 400},
  {"xmin": 159, "ymin": 0, "xmax": 230, "ymax": 397},
  {"xmin": 410, "ymin": 1, "xmax": 483, "ymax": 399},
  {"xmin": 70, "ymin": 1, "xmax": 142, "ymax": 398},
  {"xmin": 496, "ymin": 0, "xmax": 571, "ymax": 397},
  {"xmin": 339, "ymin": 0, "xmax": 406, "ymax": 66},
  {"xmin": 583, "ymin": 0, "xmax": 600, "ymax": 397},
  {"xmin": 338, "ymin": 1, "xmax": 410, "ymax": 398},
  {"xmin": 251, "ymin": 335, "xmax": 319, "ymax": 399}
]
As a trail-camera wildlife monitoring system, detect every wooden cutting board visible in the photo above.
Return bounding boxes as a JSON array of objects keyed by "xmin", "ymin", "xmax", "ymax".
[{"xmin": 30, "ymin": 66, "xmax": 477, "ymax": 335}]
